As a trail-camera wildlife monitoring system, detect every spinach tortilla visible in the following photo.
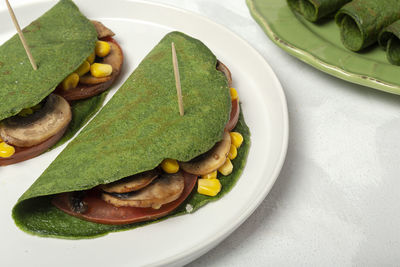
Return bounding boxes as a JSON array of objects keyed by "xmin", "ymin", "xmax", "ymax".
[
  {"xmin": 379, "ymin": 20, "xmax": 400, "ymax": 65},
  {"xmin": 13, "ymin": 31, "xmax": 250, "ymax": 238},
  {"xmin": 336, "ymin": 0, "xmax": 400, "ymax": 51},
  {"xmin": 287, "ymin": 0, "xmax": 350, "ymax": 22}
]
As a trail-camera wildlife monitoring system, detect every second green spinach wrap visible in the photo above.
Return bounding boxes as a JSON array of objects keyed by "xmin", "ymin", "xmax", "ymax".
[
  {"xmin": 12, "ymin": 31, "xmax": 250, "ymax": 239},
  {"xmin": 336, "ymin": 0, "xmax": 400, "ymax": 51},
  {"xmin": 287, "ymin": 0, "xmax": 350, "ymax": 22}
]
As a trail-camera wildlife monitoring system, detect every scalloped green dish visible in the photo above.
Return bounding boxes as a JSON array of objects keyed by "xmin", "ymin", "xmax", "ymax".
[{"xmin": 247, "ymin": 0, "xmax": 400, "ymax": 95}]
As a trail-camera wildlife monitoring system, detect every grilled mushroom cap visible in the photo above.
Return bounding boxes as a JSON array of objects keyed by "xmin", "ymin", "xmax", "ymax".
[
  {"xmin": 180, "ymin": 131, "xmax": 231, "ymax": 175},
  {"xmin": 100, "ymin": 169, "xmax": 160, "ymax": 194},
  {"xmin": 102, "ymin": 172, "xmax": 185, "ymax": 209},
  {"xmin": 0, "ymin": 94, "xmax": 72, "ymax": 147}
]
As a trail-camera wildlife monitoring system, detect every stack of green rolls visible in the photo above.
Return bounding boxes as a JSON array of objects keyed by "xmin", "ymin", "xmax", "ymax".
[{"xmin": 288, "ymin": 0, "xmax": 400, "ymax": 66}]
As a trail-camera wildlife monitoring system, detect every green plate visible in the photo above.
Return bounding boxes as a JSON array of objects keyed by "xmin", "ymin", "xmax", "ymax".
[{"xmin": 247, "ymin": 0, "xmax": 400, "ymax": 95}]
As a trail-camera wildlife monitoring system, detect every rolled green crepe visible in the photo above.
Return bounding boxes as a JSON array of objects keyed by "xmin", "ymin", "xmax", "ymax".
[
  {"xmin": 335, "ymin": 0, "xmax": 400, "ymax": 51},
  {"xmin": 379, "ymin": 20, "xmax": 400, "ymax": 65},
  {"xmin": 0, "ymin": 0, "xmax": 105, "ymax": 151},
  {"xmin": 287, "ymin": 0, "xmax": 351, "ymax": 22},
  {"xmin": 12, "ymin": 31, "xmax": 250, "ymax": 239}
]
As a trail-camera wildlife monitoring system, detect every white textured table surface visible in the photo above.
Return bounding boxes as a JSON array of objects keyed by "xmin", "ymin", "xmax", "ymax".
[{"xmin": 3, "ymin": 0, "xmax": 400, "ymax": 266}]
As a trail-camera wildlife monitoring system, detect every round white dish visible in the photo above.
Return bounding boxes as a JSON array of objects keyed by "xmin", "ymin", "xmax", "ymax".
[{"xmin": 0, "ymin": 0, "xmax": 288, "ymax": 266}]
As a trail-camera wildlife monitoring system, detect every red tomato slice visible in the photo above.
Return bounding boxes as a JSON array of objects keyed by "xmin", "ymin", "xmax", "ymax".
[
  {"xmin": 0, "ymin": 125, "xmax": 68, "ymax": 166},
  {"xmin": 55, "ymin": 37, "xmax": 123, "ymax": 101},
  {"xmin": 225, "ymin": 98, "xmax": 240, "ymax": 132},
  {"xmin": 52, "ymin": 172, "xmax": 198, "ymax": 225}
]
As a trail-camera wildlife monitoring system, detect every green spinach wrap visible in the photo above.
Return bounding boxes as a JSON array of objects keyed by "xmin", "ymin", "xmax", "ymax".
[
  {"xmin": 287, "ymin": 0, "xmax": 350, "ymax": 22},
  {"xmin": 335, "ymin": 0, "xmax": 400, "ymax": 51},
  {"xmin": 379, "ymin": 20, "xmax": 400, "ymax": 65},
  {"xmin": 12, "ymin": 31, "xmax": 250, "ymax": 239},
  {"xmin": 0, "ymin": 0, "xmax": 122, "ymax": 165}
]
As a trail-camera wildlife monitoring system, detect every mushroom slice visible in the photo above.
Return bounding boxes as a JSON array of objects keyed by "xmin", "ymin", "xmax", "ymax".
[
  {"xmin": 217, "ymin": 60, "xmax": 232, "ymax": 87},
  {"xmin": 0, "ymin": 94, "xmax": 71, "ymax": 147},
  {"xmin": 100, "ymin": 169, "xmax": 160, "ymax": 194},
  {"xmin": 80, "ymin": 42, "xmax": 123, "ymax": 85},
  {"xmin": 91, "ymin": 20, "xmax": 115, "ymax": 39},
  {"xmin": 102, "ymin": 172, "xmax": 185, "ymax": 209},
  {"xmin": 180, "ymin": 131, "xmax": 231, "ymax": 175}
]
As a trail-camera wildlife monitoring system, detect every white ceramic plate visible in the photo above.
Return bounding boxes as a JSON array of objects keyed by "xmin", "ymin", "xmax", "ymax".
[{"xmin": 0, "ymin": 1, "xmax": 288, "ymax": 266}]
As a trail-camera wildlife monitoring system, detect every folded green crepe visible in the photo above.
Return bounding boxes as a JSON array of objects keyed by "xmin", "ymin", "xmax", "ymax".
[
  {"xmin": 379, "ymin": 20, "xmax": 400, "ymax": 65},
  {"xmin": 335, "ymin": 0, "xmax": 400, "ymax": 51},
  {"xmin": 287, "ymin": 0, "xmax": 350, "ymax": 22},
  {"xmin": 0, "ymin": 0, "xmax": 105, "ymax": 150},
  {"xmin": 13, "ymin": 31, "xmax": 250, "ymax": 239}
]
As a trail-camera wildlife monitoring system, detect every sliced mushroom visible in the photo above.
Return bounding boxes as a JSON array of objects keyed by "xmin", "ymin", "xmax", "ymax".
[
  {"xmin": 80, "ymin": 42, "xmax": 123, "ymax": 85},
  {"xmin": 180, "ymin": 131, "xmax": 231, "ymax": 175},
  {"xmin": 91, "ymin": 20, "xmax": 115, "ymax": 39},
  {"xmin": 100, "ymin": 169, "xmax": 160, "ymax": 193},
  {"xmin": 0, "ymin": 94, "xmax": 72, "ymax": 147},
  {"xmin": 102, "ymin": 172, "xmax": 185, "ymax": 209},
  {"xmin": 217, "ymin": 60, "xmax": 232, "ymax": 87}
]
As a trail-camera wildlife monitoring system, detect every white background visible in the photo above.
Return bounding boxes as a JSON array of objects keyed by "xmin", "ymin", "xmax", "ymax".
[{"xmin": 2, "ymin": 0, "xmax": 400, "ymax": 266}]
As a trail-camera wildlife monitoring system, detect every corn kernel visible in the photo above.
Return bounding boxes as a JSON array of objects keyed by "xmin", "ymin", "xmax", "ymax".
[
  {"xmin": 197, "ymin": 178, "xmax": 221, "ymax": 196},
  {"xmin": 218, "ymin": 158, "xmax": 233, "ymax": 176},
  {"xmin": 18, "ymin": 108, "xmax": 34, "ymax": 117},
  {"xmin": 0, "ymin": 142, "xmax": 15, "ymax": 158},
  {"xmin": 201, "ymin": 171, "xmax": 218, "ymax": 179},
  {"xmin": 230, "ymin": 87, "xmax": 238, "ymax": 101},
  {"xmin": 61, "ymin": 73, "xmax": 79, "ymax": 91},
  {"xmin": 95, "ymin": 41, "xmax": 111, "ymax": 57},
  {"xmin": 87, "ymin": 52, "xmax": 96, "ymax": 64},
  {"xmin": 75, "ymin": 60, "xmax": 91, "ymax": 76},
  {"xmin": 90, "ymin": 63, "xmax": 112, "ymax": 78},
  {"xmin": 161, "ymin": 158, "xmax": 179, "ymax": 173},
  {"xmin": 230, "ymin": 132, "xmax": 243, "ymax": 148},
  {"xmin": 228, "ymin": 144, "xmax": 237, "ymax": 160}
]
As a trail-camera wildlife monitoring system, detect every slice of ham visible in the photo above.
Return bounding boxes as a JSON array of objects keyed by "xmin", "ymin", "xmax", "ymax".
[
  {"xmin": 0, "ymin": 124, "xmax": 68, "ymax": 166},
  {"xmin": 52, "ymin": 172, "xmax": 198, "ymax": 225}
]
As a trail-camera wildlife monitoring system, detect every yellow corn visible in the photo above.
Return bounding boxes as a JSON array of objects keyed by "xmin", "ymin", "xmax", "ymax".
[
  {"xmin": 75, "ymin": 60, "xmax": 91, "ymax": 76},
  {"xmin": 18, "ymin": 108, "xmax": 34, "ymax": 117},
  {"xmin": 61, "ymin": 73, "xmax": 79, "ymax": 91},
  {"xmin": 230, "ymin": 132, "xmax": 243, "ymax": 148},
  {"xmin": 161, "ymin": 158, "xmax": 179, "ymax": 173},
  {"xmin": 0, "ymin": 142, "xmax": 15, "ymax": 158},
  {"xmin": 201, "ymin": 171, "xmax": 218, "ymax": 179},
  {"xmin": 228, "ymin": 144, "xmax": 237, "ymax": 160},
  {"xmin": 90, "ymin": 63, "xmax": 112, "ymax": 78},
  {"xmin": 230, "ymin": 87, "xmax": 238, "ymax": 101},
  {"xmin": 218, "ymin": 158, "xmax": 233, "ymax": 176},
  {"xmin": 87, "ymin": 52, "xmax": 96, "ymax": 64},
  {"xmin": 95, "ymin": 41, "xmax": 111, "ymax": 57},
  {"xmin": 197, "ymin": 178, "xmax": 221, "ymax": 196}
]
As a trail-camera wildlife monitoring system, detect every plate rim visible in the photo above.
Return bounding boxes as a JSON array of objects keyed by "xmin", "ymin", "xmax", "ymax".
[
  {"xmin": 247, "ymin": 0, "xmax": 400, "ymax": 95},
  {"xmin": 0, "ymin": 0, "xmax": 289, "ymax": 266}
]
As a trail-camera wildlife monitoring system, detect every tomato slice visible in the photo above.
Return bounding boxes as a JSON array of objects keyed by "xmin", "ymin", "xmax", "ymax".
[
  {"xmin": 55, "ymin": 37, "xmax": 123, "ymax": 101},
  {"xmin": 225, "ymin": 98, "xmax": 240, "ymax": 132},
  {"xmin": 52, "ymin": 172, "xmax": 198, "ymax": 225},
  {"xmin": 0, "ymin": 125, "xmax": 68, "ymax": 166}
]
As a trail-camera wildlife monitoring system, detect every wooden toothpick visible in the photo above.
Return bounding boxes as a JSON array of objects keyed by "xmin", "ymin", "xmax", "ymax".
[
  {"xmin": 5, "ymin": 0, "xmax": 37, "ymax": 70},
  {"xmin": 171, "ymin": 42, "xmax": 184, "ymax": 116}
]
